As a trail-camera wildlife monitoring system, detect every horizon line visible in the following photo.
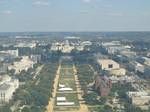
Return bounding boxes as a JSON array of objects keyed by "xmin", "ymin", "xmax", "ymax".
[{"xmin": 0, "ymin": 31, "xmax": 150, "ymax": 33}]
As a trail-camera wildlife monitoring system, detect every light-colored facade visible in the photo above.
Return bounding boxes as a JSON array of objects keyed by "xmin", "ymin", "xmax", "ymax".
[
  {"xmin": 75, "ymin": 45, "xmax": 84, "ymax": 51},
  {"xmin": 98, "ymin": 59, "xmax": 120, "ymax": 71},
  {"xmin": 8, "ymin": 56, "xmax": 34, "ymax": 74},
  {"xmin": 108, "ymin": 68, "xmax": 126, "ymax": 76},
  {"xmin": 30, "ymin": 55, "xmax": 41, "ymax": 63},
  {"xmin": 61, "ymin": 45, "xmax": 74, "ymax": 53},
  {"xmin": 127, "ymin": 91, "xmax": 150, "ymax": 110},
  {"xmin": 102, "ymin": 41, "xmax": 133, "ymax": 56},
  {"xmin": 109, "ymin": 76, "xmax": 133, "ymax": 83},
  {"xmin": 51, "ymin": 41, "xmax": 74, "ymax": 53},
  {"xmin": 98, "ymin": 59, "xmax": 126, "ymax": 77},
  {"xmin": 120, "ymin": 50, "xmax": 136, "ymax": 57},
  {"xmin": 0, "ymin": 49, "xmax": 19, "ymax": 57},
  {"xmin": 50, "ymin": 40, "xmax": 92, "ymax": 53},
  {"xmin": 15, "ymin": 42, "xmax": 36, "ymax": 48},
  {"xmin": 0, "ymin": 75, "xmax": 19, "ymax": 103},
  {"xmin": 130, "ymin": 61, "xmax": 145, "ymax": 73},
  {"xmin": 142, "ymin": 57, "xmax": 150, "ymax": 66},
  {"xmin": 80, "ymin": 41, "xmax": 92, "ymax": 46}
]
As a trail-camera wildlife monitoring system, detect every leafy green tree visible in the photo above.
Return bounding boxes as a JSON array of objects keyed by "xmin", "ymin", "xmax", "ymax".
[
  {"xmin": 99, "ymin": 97, "xmax": 107, "ymax": 105},
  {"xmin": 0, "ymin": 106, "xmax": 11, "ymax": 112},
  {"xmin": 22, "ymin": 107, "xmax": 31, "ymax": 112},
  {"xmin": 83, "ymin": 92, "xmax": 98, "ymax": 105},
  {"xmin": 124, "ymin": 103, "xmax": 143, "ymax": 112}
]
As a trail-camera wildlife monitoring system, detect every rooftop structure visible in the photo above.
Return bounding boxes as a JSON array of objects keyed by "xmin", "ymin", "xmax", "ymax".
[
  {"xmin": 108, "ymin": 68, "xmax": 126, "ymax": 76},
  {"xmin": 102, "ymin": 41, "xmax": 121, "ymax": 46},
  {"xmin": 50, "ymin": 40, "xmax": 92, "ymax": 53},
  {"xmin": 142, "ymin": 57, "xmax": 150, "ymax": 66},
  {"xmin": 129, "ymin": 61, "xmax": 145, "ymax": 73},
  {"xmin": 102, "ymin": 41, "xmax": 133, "ymax": 55},
  {"xmin": 14, "ymin": 42, "xmax": 36, "ymax": 48},
  {"xmin": 97, "ymin": 59, "xmax": 126, "ymax": 77},
  {"xmin": 109, "ymin": 76, "xmax": 134, "ymax": 83},
  {"xmin": 119, "ymin": 50, "xmax": 136, "ymax": 57},
  {"xmin": 30, "ymin": 55, "xmax": 41, "ymax": 63},
  {"xmin": 97, "ymin": 59, "xmax": 120, "ymax": 71},
  {"xmin": 80, "ymin": 41, "xmax": 92, "ymax": 46},
  {"xmin": 0, "ymin": 49, "xmax": 19, "ymax": 57},
  {"xmin": 0, "ymin": 63, "xmax": 8, "ymax": 74},
  {"xmin": 127, "ymin": 91, "xmax": 150, "ymax": 110},
  {"xmin": 93, "ymin": 76, "xmax": 112, "ymax": 96},
  {"xmin": 0, "ymin": 75, "xmax": 19, "ymax": 103}
]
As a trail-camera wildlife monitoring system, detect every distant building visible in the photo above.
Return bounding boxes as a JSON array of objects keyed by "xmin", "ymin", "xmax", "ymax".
[
  {"xmin": 97, "ymin": 59, "xmax": 120, "ymax": 71},
  {"xmin": 119, "ymin": 50, "xmax": 136, "ymax": 57},
  {"xmin": 50, "ymin": 42, "xmax": 61, "ymax": 51},
  {"xmin": 102, "ymin": 41, "xmax": 132, "ymax": 55},
  {"xmin": 75, "ymin": 45, "xmax": 84, "ymax": 51},
  {"xmin": 8, "ymin": 56, "xmax": 34, "ymax": 74},
  {"xmin": 0, "ymin": 49, "xmax": 19, "ymax": 57},
  {"xmin": 0, "ymin": 55, "xmax": 5, "ymax": 62},
  {"xmin": 137, "ymin": 57, "xmax": 150, "ymax": 66},
  {"xmin": 62, "ymin": 45, "xmax": 74, "ymax": 53},
  {"xmin": 93, "ymin": 76, "xmax": 112, "ymax": 96},
  {"xmin": 114, "ymin": 55, "xmax": 128, "ymax": 62},
  {"xmin": 97, "ymin": 59, "xmax": 126, "ymax": 77},
  {"xmin": 30, "ymin": 55, "xmax": 41, "ymax": 63},
  {"xmin": 147, "ymin": 52, "xmax": 150, "ymax": 57},
  {"xmin": 15, "ymin": 42, "xmax": 36, "ymax": 48},
  {"xmin": 127, "ymin": 91, "xmax": 150, "ymax": 110},
  {"xmin": 65, "ymin": 36, "xmax": 80, "ymax": 39},
  {"xmin": 0, "ymin": 75, "xmax": 19, "ymax": 103},
  {"xmin": 102, "ymin": 41, "xmax": 121, "ymax": 47},
  {"xmin": 50, "ymin": 40, "xmax": 75, "ymax": 53},
  {"xmin": 50, "ymin": 40, "xmax": 91, "ymax": 53},
  {"xmin": 129, "ymin": 61, "xmax": 145, "ymax": 73},
  {"xmin": 129, "ymin": 61, "xmax": 150, "ymax": 78},
  {"xmin": 80, "ymin": 41, "xmax": 92, "ymax": 46},
  {"xmin": 109, "ymin": 76, "xmax": 134, "ymax": 83},
  {"xmin": 108, "ymin": 68, "xmax": 126, "ymax": 76},
  {"xmin": 0, "ymin": 63, "xmax": 8, "ymax": 74},
  {"xmin": 0, "ymin": 49, "xmax": 19, "ymax": 62}
]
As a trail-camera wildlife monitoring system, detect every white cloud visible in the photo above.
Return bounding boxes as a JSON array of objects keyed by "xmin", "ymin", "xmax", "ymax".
[
  {"xmin": 82, "ymin": 0, "xmax": 92, "ymax": 3},
  {"xmin": 2, "ymin": 10, "xmax": 12, "ymax": 15},
  {"xmin": 33, "ymin": 1, "xmax": 49, "ymax": 6}
]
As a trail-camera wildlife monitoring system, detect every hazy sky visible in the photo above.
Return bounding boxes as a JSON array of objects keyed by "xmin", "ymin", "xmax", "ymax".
[{"xmin": 0, "ymin": 0, "xmax": 150, "ymax": 32}]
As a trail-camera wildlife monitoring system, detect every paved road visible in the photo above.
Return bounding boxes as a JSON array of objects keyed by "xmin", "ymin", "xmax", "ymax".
[{"xmin": 33, "ymin": 65, "xmax": 44, "ymax": 80}]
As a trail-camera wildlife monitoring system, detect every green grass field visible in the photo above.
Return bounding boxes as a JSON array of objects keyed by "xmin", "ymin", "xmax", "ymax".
[
  {"xmin": 59, "ymin": 68, "xmax": 74, "ymax": 78},
  {"xmin": 57, "ymin": 78, "xmax": 77, "ymax": 91},
  {"xmin": 54, "ymin": 62, "xmax": 80, "ymax": 112},
  {"xmin": 55, "ymin": 93, "xmax": 79, "ymax": 106}
]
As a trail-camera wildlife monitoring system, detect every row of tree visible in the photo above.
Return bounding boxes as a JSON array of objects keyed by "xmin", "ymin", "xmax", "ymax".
[{"xmin": 11, "ymin": 62, "xmax": 58, "ymax": 112}]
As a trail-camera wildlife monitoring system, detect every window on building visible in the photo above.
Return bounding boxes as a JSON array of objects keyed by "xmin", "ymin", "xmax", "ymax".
[{"xmin": 108, "ymin": 64, "xmax": 113, "ymax": 68}]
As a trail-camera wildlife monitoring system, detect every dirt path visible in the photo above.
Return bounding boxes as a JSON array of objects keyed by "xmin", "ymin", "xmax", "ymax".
[
  {"xmin": 73, "ymin": 65, "xmax": 89, "ymax": 112},
  {"xmin": 47, "ymin": 64, "xmax": 89, "ymax": 112},
  {"xmin": 47, "ymin": 65, "xmax": 61, "ymax": 112}
]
